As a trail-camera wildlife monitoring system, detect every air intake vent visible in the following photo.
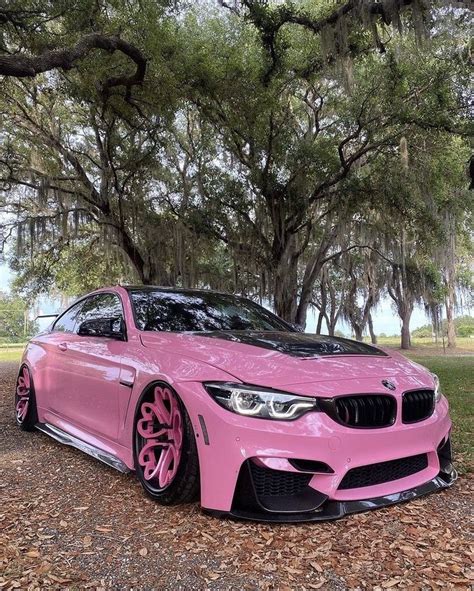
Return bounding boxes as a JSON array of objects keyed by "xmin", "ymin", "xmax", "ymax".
[
  {"xmin": 249, "ymin": 462, "xmax": 311, "ymax": 497},
  {"xmin": 338, "ymin": 453, "xmax": 428, "ymax": 490},
  {"xmin": 322, "ymin": 395, "xmax": 396, "ymax": 428},
  {"xmin": 402, "ymin": 390, "xmax": 435, "ymax": 423}
]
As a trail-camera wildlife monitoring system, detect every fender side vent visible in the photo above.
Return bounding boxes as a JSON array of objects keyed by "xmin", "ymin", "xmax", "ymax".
[{"xmin": 289, "ymin": 459, "xmax": 334, "ymax": 473}]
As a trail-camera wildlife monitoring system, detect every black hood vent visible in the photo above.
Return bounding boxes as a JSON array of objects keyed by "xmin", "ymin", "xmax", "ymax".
[{"xmin": 193, "ymin": 331, "xmax": 388, "ymax": 358}]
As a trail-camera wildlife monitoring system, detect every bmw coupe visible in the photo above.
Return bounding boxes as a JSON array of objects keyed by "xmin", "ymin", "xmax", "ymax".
[{"xmin": 15, "ymin": 286, "xmax": 456, "ymax": 521}]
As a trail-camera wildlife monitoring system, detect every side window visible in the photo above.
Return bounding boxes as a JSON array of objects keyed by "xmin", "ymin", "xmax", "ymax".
[
  {"xmin": 52, "ymin": 301, "xmax": 85, "ymax": 333},
  {"xmin": 75, "ymin": 293, "xmax": 124, "ymax": 329}
]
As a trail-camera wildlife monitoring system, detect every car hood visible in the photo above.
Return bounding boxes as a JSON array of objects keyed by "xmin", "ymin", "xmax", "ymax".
[{"xmin": 140, "ymin": 331, "xmax": 432, "ymax": 390}]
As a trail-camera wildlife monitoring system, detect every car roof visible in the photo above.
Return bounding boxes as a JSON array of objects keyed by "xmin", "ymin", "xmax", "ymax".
[{"xmin": 119, "ymin": 285, "xmax": 242, "ymax": 298}]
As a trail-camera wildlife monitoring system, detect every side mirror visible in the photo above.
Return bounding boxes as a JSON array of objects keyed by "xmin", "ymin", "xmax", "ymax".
[{"xmin": 78, "ymin": 317, "xmax": 125, "ymax": 340}]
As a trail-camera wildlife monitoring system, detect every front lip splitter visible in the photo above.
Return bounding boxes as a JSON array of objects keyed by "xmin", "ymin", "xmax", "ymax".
[{"xmin": 204, "ymin": 465, "xmax": 457, "ymax": 523}]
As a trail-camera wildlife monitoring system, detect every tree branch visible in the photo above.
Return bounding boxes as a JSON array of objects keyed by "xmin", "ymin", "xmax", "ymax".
[{"xmin": 0, "ymin": 33, "xmax": 147, "ymax": 99}]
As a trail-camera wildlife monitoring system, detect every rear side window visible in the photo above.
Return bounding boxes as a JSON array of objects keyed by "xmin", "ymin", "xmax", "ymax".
[
  {"xmin": 52, "ymin": 301, "xmax": 85, "ymax": 333},
  {"xmin": 75, "ymin": 293, "xmax": 124, "ymax": 328}
]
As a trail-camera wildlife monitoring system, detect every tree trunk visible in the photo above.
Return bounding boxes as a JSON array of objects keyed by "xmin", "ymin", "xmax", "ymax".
[
  {"xmin": 444, "ymin": 213, "xmax": 457, "ymax": 348},
  {"xmin": 353, "ymin": 325, "xmax": 363, "ymax": 341},
  {"xmin": 295, "ymin": 257, "xmax": 324, "ymax": 327},
  {"xmin": 327, "ymin": 318, "xmax": 337, "ymax": 336},
  {"xmin": 316, "ymin": 312, "xmax": 324, "ymax": 335},
  {"xmin": 445, "ymin": 298, "xmax": 456, "ymax": 348},
  {"xmin": 295, "ymin": 239, "xmax": 333, "ymax": 327},
  {"xmin": 387, "ymin": 258, "xmax": 414, "ymax": 351},
  {"xmin": 315, "ymin": 279, "xmax": 328, "ymax": 335},
  {"xmin": 368, "ymin": 312, "xmax": 377, "ymax": 344},
  {"xmin": 272, "ymin": 237, "xmax": 299, "ymax": 322},
  {"xmin": 274, "ymin": 268, "xmax": 298, "ymax": 321},
  {"xmin": 400, "ymin": 311, "xmax": 412, "ymax": 349}
]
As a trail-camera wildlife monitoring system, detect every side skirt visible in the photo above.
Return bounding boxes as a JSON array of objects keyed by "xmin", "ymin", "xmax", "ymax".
[{"xmin": 36, "ymin": 422, "xmax": 131, "ymax": 474}]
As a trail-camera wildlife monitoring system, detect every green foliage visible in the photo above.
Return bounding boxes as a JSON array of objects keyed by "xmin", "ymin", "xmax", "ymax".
[
  {"xmin": 411, "ymin": 324, "xmax": 433, "ymax": 338},
  {"xmin": 11, "ymin": 241, "xmax": 135, "ymax": 300},
  {"xmin": 0, "ymin": 1, "xmax": 472, "ymax": 335},
  {"xmin": 0, "ymin": 295, "xmax": 37, "ymax": 341},
  {"xmin": 412, "ymin": 315, "xmax": 474, "ymax": 338}
]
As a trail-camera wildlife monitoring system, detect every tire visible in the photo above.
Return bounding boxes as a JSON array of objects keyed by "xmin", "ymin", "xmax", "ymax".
[
  {"xmin": 15, "ymin": 364, "xmax": 38, "ymax": 432},
  {"xmin": 133, "ymin": 382, "xmax": 200, "ymax": 505}
]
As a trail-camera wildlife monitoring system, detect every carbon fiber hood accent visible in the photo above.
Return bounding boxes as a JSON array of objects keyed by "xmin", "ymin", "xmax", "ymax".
[{"xmin": 192, "ymin": 331, "xmax": 388, "ymax": 358}]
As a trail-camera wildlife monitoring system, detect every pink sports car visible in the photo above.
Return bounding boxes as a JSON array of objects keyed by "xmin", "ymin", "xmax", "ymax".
[{"xmin": 15, "ymin": 286, "xmax": 456, "ymax": 521}]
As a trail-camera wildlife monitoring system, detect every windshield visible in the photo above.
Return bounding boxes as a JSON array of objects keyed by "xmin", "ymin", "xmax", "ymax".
[{"xmin": 128, "ymin": 289, "xmax": 291, "ymax": 332}]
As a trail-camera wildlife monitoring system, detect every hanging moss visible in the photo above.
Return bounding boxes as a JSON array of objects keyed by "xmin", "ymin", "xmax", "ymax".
[
  {"xmin": 16, "ymin": 223, "xmax": 23, "ymax": 256},
  {"xmin": 400, "ymin": 136, "xmax": 409, "ymax": 170},
  {"xmin": 29, "ymin": 218, "xmax": 35, "ymax": 260},
  {"xmin": 384, "ymin": 0, "xmax": 404, "ymax": 33},
  {"xmin": 61, "ymin": 211, "xmax": 68, "ymax": 238},
  {"xmin": 307, "ymin": 0, "xmax": 430, "ymax": 67},
  {"xmin": 37, "ymin": 177, "xmax": 49, "ymax": 207}
]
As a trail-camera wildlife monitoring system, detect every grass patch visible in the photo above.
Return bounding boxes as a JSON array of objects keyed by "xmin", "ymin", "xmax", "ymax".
[
  {"xmin": 375, "ymin": 336, "xmax": 474, "ymax": 353},
  {"xmin": 404, "ymin": 355, "xmax": 473, "ymax": 470},
  {"xmin": 0, "ymin": 348, "xmax": 23, "ymax": 363}
]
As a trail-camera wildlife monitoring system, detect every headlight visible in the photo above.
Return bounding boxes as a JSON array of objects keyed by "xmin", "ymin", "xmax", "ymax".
[
  {"xmin": 204, "ymin": 382, "xmax": 319, "ymax": 420},
  {"xmin": 431, "ymin": 373, "xmax": 442, "ymax": 403}
]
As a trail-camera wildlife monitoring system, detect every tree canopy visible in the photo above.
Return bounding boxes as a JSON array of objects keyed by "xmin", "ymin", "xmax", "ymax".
[{"xmin": 0, "ymin": 0, "xmax": 472, "ymax": 348}]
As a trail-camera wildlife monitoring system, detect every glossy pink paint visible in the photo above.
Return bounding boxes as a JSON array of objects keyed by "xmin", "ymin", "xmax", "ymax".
[{"xmin": 22, "ymin": 286, "xmax": 452, "ymax": 514}]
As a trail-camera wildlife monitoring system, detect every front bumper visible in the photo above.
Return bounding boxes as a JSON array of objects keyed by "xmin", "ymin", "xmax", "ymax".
[
  {"xmin": 204, "ymin": 438, "xmax": 457, "ymax": 522},
  {"xmin": 176, "ymin": 381, "xmax": 455, "ymax": 522}
]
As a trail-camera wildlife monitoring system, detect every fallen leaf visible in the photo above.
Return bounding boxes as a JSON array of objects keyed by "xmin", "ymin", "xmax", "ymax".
[{"xmin": 382, "ymin": 579, "xmax": 401, "ymax": 588}]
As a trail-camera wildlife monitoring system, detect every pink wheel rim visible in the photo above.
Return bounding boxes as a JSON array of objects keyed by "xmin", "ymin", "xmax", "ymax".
[
  {"xmin": 15, "ymin": 366, "xmax": 31, "ymax": 423},
  {"xmin": 137, "ymin": 386, "xmax": 183, "ymax": 489}
]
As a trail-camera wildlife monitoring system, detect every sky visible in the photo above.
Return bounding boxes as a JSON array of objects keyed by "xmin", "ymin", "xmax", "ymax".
[
  {"xmin": 0, "ymin": 262, "xmax": 12, "ymax": 293},
  {"xmin": 0, "ymin": 260, "xmax": 430, "ymax": 335}
]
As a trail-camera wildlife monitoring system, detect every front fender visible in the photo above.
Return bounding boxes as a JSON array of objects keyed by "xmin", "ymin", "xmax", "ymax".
[{"xmin": 118, "ymin": 342, "xmax": 238, "ymax": 462}]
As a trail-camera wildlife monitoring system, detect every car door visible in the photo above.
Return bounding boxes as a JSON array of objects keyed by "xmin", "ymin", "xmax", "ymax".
[
  {"xmin": 39, "ymin": 299, "xmax": 87, "ymax": 417},
  {"xmin": 47, "ymin": 292, "xmax": 127, "ymax": 441}
]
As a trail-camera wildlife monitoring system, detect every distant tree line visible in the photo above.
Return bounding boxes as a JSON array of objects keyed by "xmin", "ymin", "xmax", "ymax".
[
  {"xmin": 0, "ymin": 1, "xmax": 472, "ymax": 349},
  {"xmin": 0, "ymin": 294, "xmax": 37, "ymax": 341},
  {"xmin": 412, "ymin": 316, "xmax": 474, "ymax": 339}
]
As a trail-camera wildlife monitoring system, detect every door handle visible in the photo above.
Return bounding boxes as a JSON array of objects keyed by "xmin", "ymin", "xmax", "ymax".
[{"xmin": 58, "ymin": 342, "xmax": 68, "ymax": 352}]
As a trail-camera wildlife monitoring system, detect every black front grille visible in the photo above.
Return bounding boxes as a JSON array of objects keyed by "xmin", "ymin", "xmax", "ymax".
[
  {"xmin": 338, "ymin": 453, "xmax": 428, "ymax": 490},
  {"xmin": 402, "ymin": 390, "xmax": 435, "ymax": 423},
  {"xmin": 331, "ymin": 395, "xmax": 396, "ymax": 428},
  {"xmin": 249, "ymin": 462, "xmax": 311, "ymax": 497}
]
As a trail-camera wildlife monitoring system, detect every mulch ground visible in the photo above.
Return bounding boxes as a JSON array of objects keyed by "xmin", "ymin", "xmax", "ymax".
[{"xmin": 1, "ymin": 362, "xmax": 473, "ymax": 590}]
